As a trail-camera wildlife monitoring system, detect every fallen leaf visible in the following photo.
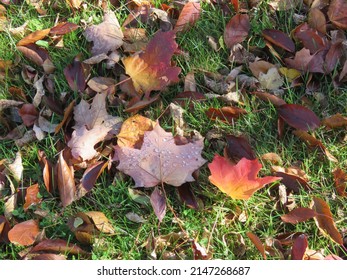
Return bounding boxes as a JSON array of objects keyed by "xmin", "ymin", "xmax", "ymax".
[
  {"xmin": 258, "ymin": 67, "xmax": 284, "ymax": 90},
  {"xmin": 291, "ymin": 234, "xmax": 308, "ymax": 260},
  {"xmin": 192, "ymin": 240, "xmax": 212, "ymax": 260},
  {"xmin": 67, "ymin": 93, "xmax": 122, "ymax": 161},
  {"xmin": 251, "ymin": 91, "xmax": 286, "ymax": 107},
  {"xmin": 322, "ymin": 114, "xmax": 347, "ymax": 129},
  {"xmin": 7, "ymin": 151, "xmax": 23, "ymax": 182},
  {"xmin": 0, "ymin": 99, "xmax": 24, "ymax": 111},
  {"xmin": 332, "ymin": 168, "xmax": 347, "ymax": 197},
  {"xmin": 224, "ymin": 134, "xmax": 256, "ymax": 162},
  {"xmin": 262, "ymin": 29, "xmax": 295, "ymax": 52},
  {"xmin": 115, "ymin": 122, "xmax": 206, "ymax": 187},
  {"xmin": 293, "ymin": 130, "xmax": 338, "ymax": 162},
  {"xmin": 56, "ymin": 151, "xmax": 76, "ymax": 207},
  {"xmin": 50, "ymin": 22, "xmax": 79, "ymax": 35},
  {"xmin": 324, "ymin": 42, "xmax": 343, "ymax": 73},
  {"xmin": 294, "ymin": 26, "xmax": 328, "ymax": 54},
  {"xmin": 277, "ymin": 104, "xmax": 320, "ymax": 131},
  {"xmin": 54, "ymin": 99, "xmax": 75, "ymax": 134},
  {"xmin": 208, "ymin": 155, "xmax": 281, "ymax": 200},
  {"xmin": 206, "ymin": 106, "xmax": 247, "ymax": 124},
  {"xmin": 285, "ymin": 48, "xmax": 325, "ymax": 73},
  {"xmin": 327, "ymin": 0, "xmax": 347, "ymax": 30},
  {"xmin": 30, "ymin": 239, "xmax": 88, "ymax": 255},
  {"xmin": 150, "ymin": 187, "xmax": 166, "ymax": 222},
  {"xmin": 169, "ymin": 102, "xmax": 185, "ymax": 136},
  {"xmin": 308, "ymin": 8, "xmax": 326, "ymax": 34},
  {"xmin": 17, "ymin": 28, "xmax": 50, "ymax": 46},
  {"xmin": 85, "ymin": 211, "xmax": 115, "ymax": 234},
  {"xmin": 311, "ymin": 197, "xmax": 343, "ymax": 245},
  {"xmin": 122, "ymin": 30, "xmax": 181, "ymax": 97},
  {"xmin": 126, "ymin": 212, "xmax": 147, "ymax": 223},
  {"xmin": 84, "ymin": 11, "xmax": 123, "ymax": 55},
  {"xmin": 278, "ymin": 67, "xmax": 301, "ymax": 82},
  {"xmin": 8, "ymin": 220, "xmax": 40, "ymax": 246},
  {"xmin": 80, "ymin": 161, "xmax": 108, "ymax": 192},
  {"xmin": 38, "ymin": 150, "xmax": 54, "ymax": 193},
  {"xmin": 63, "ymin": 56, "xmax": 86, "ymax": 92},
  {"xmin": 246, "ymin": 232, "xmax": 266, "ymax": 259},
  {"xmin": 281, "ymin": 207, "xmax": 317, "ymax": 224},
  {"xmin": 224, "ymin": 14, "xmax": 250, "ymax": 48},
  {"xmin": 18, "ymin": 104, "xmax": 39, "ymax": 126},
  {"xmin": 23, "ymin": 183, "xmax": 41, "ymax": 210},
  {"xmin": 176, "ymin": 183, "xmax": 199, "ymax": 209},
  {"xmin": 249, "ymin": 60, "xmax": 275, "ymax": 78},
  {"xmin": 174, "ymin": 2, "xmax": 201, "ymax": 33},
  {"xmin": 0, "ymin": 215, "xmax": 10, "ymax": 243},
  {"xmin": 261, "ymin": 153, "xmax": 283, "ymax": 165},
  {"xmin": 117, "ymin": 114, "xmax": 155, "ymax": 148}
]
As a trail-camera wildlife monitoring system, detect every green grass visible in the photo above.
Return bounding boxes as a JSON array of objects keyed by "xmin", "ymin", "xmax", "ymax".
[{"xmin": 1, "ymin": 0, "xmax": 347, "ymax": 260}]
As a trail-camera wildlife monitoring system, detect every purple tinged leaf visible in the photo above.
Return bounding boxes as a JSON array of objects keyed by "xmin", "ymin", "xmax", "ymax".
[
  {"xmin": 291, "ymin": 234, "xmax": 308, "ymax": 260},
  {"xmin": 150, "ymin": 187, "xmax": 166, "ymax": 222}
]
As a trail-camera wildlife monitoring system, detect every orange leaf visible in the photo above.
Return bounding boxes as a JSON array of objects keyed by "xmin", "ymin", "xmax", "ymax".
[
  {"xmin": 311, "ymin": 197, "xmax": 343, "ymax": 245},
  {"xmin": 322, "ymin": 113, "xmax": 347, "ymax": 129},
  {"xmin": 117, "ymin": 114, "xmax": 155, "ymax": 148},
  {"xmin": 8, "ymin": 220, "xmax": 40, "ymax": 246},
  {"xmin": 17, "ymin": 28, "xmax": 51, "ymax": 46},
  {"xmin": 206, "ymin": 106, "xmax": 247, "ymax": 124},
  {"xmin": 23, "ymin": 183, "xmax": 42, "ymax": 210},
  {"xmin": 246, "ymin": 232, "xmax": 266, "ymax": 259},
  {"xmin": 208, "ymin": 155, "xmax": 281, "ymax": 200},
  {"xmin": 122, "ymin": 31, "xmax": 181, "ymax": 97}
]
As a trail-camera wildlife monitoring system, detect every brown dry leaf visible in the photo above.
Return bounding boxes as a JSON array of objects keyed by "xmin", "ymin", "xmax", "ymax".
[
  {"xmin": 117, "ymin": 114, "xmax": 155, "ymax": 149},
  {"xmin": 332, "ymin": 168, "xmax": 347, "ymax": 197},
  {"xmin": 285, "ymin": 48, "xmax": 325, "ymax": 73},
  {"xmin": 169, "ymin": 102, "xmax": 185, "ymax": 137},
  {"xmin": 261, "ymin": 153, "xmax": 283, "ymax": 165},
  {"xmin": 206, "ymin": 106, "xmax": 247, "ymax": 124},
  {"xmin": 54, "ymin": 99, "xmax": 75, "ymax": 134},
  {"xmin": 18, "ymin": 104, "xmax": 39, "ymax": 126},
  {"xmin": 23, "ymin": 183, "xmax": 41, "ymax": 210},
  {"xmin": 85, "ymin": 211, "xmax": 115, "ymax": 234},
  {"xmin": 79, "ymin": 161, "xmax": 108, "ymax": 193},
  {"xmin": 293, "ymin": 130, "xmax": 338, "ymax": 162},
  {"xmin": 251, "ymin": 91, "xmax": 286, "ymax": 107},
  {"xmin": 8, "ymin": 220, "xmax": 40, "ymax": 246},
  {"xmin": 0, "ymin": 215, "xmax": 10, "ymax": 243},
  {"xmin": 311, "ymin": 197, "xmax": 343, "ymax": 245},
  {"xmin": 17, "ymin": 28, "xmax": 50, "ymax": 46},
  {"xmin": 249, "ymin": 60, "xmax": 275, "ymax": 78},
  {"xmin": 84, "ymin": 11, "xmax": 123, "ymax": 55},
  {"xmin": 56, "ymin": 151, "xmax": 76, "ymax": 207},
  {"xmin": 246, "ymin": 232, "xmax": 266, "ymax": 259},
  {"xmin": 308, "ymin": 8, "xmax": 326, "ymax": 34},
  {"xmin": 262, "ymin": 29, "xmax": 295, "ymax": 52},
  {"xmin": 258, "ymin": 67, "xmax": 284, "ymax": 90},
  {"xmin": 322, "ymin": 113, "xmax": 347, "ymax": 129},
  {"xmin": 30, "ymin": 238, "xmax": 88, "ymax": 256},
  {"xmin": 67, "ymin": 93, "xmax": 122, "ymax": 161}
]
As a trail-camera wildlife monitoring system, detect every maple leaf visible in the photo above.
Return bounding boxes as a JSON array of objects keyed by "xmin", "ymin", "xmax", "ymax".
[
  {"xmin": 208, "ymin": 155, "xmax": 281, "ymax": 200},
  {"xmin": 122, "ymin": 30, "xmax": 181, "ymax": 97},
  {"xmin": 84, "ymin": 11, "xmax": 124, "ymax": 56},
  {"xmin": 114, "ymin": 122, "xmax": 206, "ymax": 187},
  {"xmin": 68, "ymin": 93, "xmax": 122, "ymax": 161}
]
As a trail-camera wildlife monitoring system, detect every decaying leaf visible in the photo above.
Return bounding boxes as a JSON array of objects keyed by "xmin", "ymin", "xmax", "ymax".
[
  {"xmin": 84, "ymin": 11, "xmax": 124, "ymax": 55},
  {"xmin": 122, "ymin": 30, "xmax": 180, "ymax": 97},
  {"xmin": 311, "ymin": 197, "xmax": 343, "ymax": 245},
  {"xmin": 115, "ymin": 122, "xmax": 206, "ymax": 187},
  {"xmin": 258, "ymin": 67, "xmax": 284, "ymax": 90},
  {"xmin": 67, "ymin": 92, "xmax": 122, "ymax": 161},
  {"xmin": 8, "ymin": 219, "xmax": 40, "ymax": 246},
  {"xmin": 208, "ymin": 155, "xmax": 281, "ymax": 200}
]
